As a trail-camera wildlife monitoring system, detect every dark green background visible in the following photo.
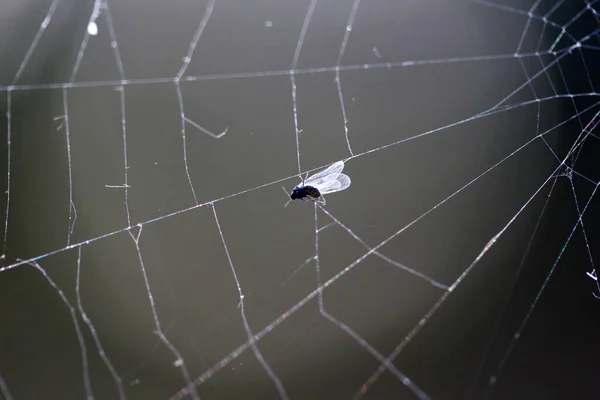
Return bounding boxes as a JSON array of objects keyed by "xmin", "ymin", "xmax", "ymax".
[{"xmin": 1, "ymin": 1, "xmax": 598, "ymax": 399}]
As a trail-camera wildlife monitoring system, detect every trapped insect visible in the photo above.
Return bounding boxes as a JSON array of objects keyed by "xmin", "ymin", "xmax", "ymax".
[{"xmin": 284, "ymin": 160, "xmax": 351, "ymax": 206}]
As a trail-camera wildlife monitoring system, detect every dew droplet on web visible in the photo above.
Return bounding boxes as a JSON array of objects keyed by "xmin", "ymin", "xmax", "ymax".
[{"xmin": 87, "ymin": 22, "xmax": 98, "ymax": 36}]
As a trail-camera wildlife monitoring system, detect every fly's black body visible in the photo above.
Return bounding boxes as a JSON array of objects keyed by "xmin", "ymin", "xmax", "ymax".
[
  {"xmin": 283, "ymin": 160, "xmax": 351, "ymax": 207},
  {"xmin": 290, "ymin": 185, "xmax": 321, "ymax": 202}
]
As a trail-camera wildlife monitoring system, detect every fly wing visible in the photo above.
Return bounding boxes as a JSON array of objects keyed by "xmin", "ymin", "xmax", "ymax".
[
  {"xmin": 317, "ymin": 173, "xmax": 351, "ymax": 195},
  {"xmin": 304, "ymin": 161, "xmax": 345, "ymax": 188}
]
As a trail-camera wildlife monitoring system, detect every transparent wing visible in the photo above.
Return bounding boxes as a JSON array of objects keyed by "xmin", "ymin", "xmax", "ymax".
[
  {"xmin": 317, "ymin": 173, "xmax": 351, "ymax": 195},
  {"xmin": 303, "ymin": 161, "xmax": 345, "ymax": 188}
]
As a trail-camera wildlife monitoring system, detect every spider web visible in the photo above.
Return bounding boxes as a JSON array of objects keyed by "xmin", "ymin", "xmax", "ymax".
[{"xmin": 1, "ymin": 0, "xmax": 599, "ymax": 399}]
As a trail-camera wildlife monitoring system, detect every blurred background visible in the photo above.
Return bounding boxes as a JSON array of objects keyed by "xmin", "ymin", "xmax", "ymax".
[{"xmin": 1, "ymin": 0, "xmax": 599, "ymax": 399}]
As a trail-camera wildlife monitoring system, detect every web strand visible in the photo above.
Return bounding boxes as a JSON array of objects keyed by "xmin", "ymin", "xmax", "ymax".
[
  {"xmin": 464, "ymin": 174, "xmax": 561, "ymax": 399},
  {"xmin": 515, "ymin": 0, "xmax": 542, "ymax": 54},
  {"xmin": 11, "ymin": 0, "xmax": 60, "ymax": 85},
  {"xmin": 173, "ymin": 91, "xmax": 600, "ymax": 396},
  {"xmin": 355, "ymin": 110, "xmax": 600, "ymax": 397},
  {"xmin": 103, "ymin": 1, "xmax": 126, "ymax": 80},
  {"xmin": 465, "ymin": 99, "xmax": 547, "ymax": 397},
  {"xmin": 0, "ymin": 372, "xmax": 13, "ymax": 400},
  {"xmin": 4, "ymin": 91, "xmax": 600, "ymax": 275},
  {"xmin": 2, "ymin": 91, "xmax": 11, "ymax": 262},
  {"xmin": 176, "ymin": 0, "xmax": 215, "ymax": 81},
  {"xmin": 19, "ymin": 259, "xmax": 93, "ymax": 400},
  {"xmin": 169, "ymin": 122, "xmax": 573, "ymax": 399},
  {"xmin": 481, "ymin": 181, "xmax": 600, "ymax": 400},
  {"xmin": 62, "ymin": 87, "xmax": 77, "ymax": 246},
  {"xmin": 334, "ymin": 0, "xmax": 361, "ymax": 156},
  {"xmin": 127, "ymin": 227, "xmax": 200, "ymax": 400},
  {"xmin": 71, "ymin": 0, "xmax": 103, "ymax": 83},
  {"xmin": 211, "ymin": 204, "xmax": 289, "ymax": 400},
  {"xmin": 290, "ymin": 0, "xmax": 317, "ymax": 176},
  {"xmin": 175, "ymin": 1, "xmax": 226, "ymax": 140},
  {"xmin": 75, "ymin": 246, "xmax": 126, "ymax": 400},
  {"xmin": 317, "ymin": 206, "xmax": 449, "ymax": 290},
  {"xmin": 115, "ymin": 86, "xmax": 132, "ymax": 226},
  {"xmin": 0, "ymin": 49, "xmax": 575, "ymax": 93},
  {"xmin": 175, "ymin": 81, "xmax": 199, "ymax": 206},
  {"xmin": 314, "ymin": 205, "xmax": 431, "ymax": 400}
]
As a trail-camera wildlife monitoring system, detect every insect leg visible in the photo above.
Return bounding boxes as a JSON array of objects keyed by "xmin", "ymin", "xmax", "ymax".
[
  {"xmin": 282, "ymin": 186, "xmax": 293, "ymax": 207},
  {"xmin": 299, "ymin": 171, "xmax": 309, "ymax": 186}
]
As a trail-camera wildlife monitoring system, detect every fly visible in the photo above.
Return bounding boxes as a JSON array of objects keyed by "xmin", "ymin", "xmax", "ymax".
[{"xmin": 284, "ymin": 160, "xmax": 351, "ymax": 206}]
